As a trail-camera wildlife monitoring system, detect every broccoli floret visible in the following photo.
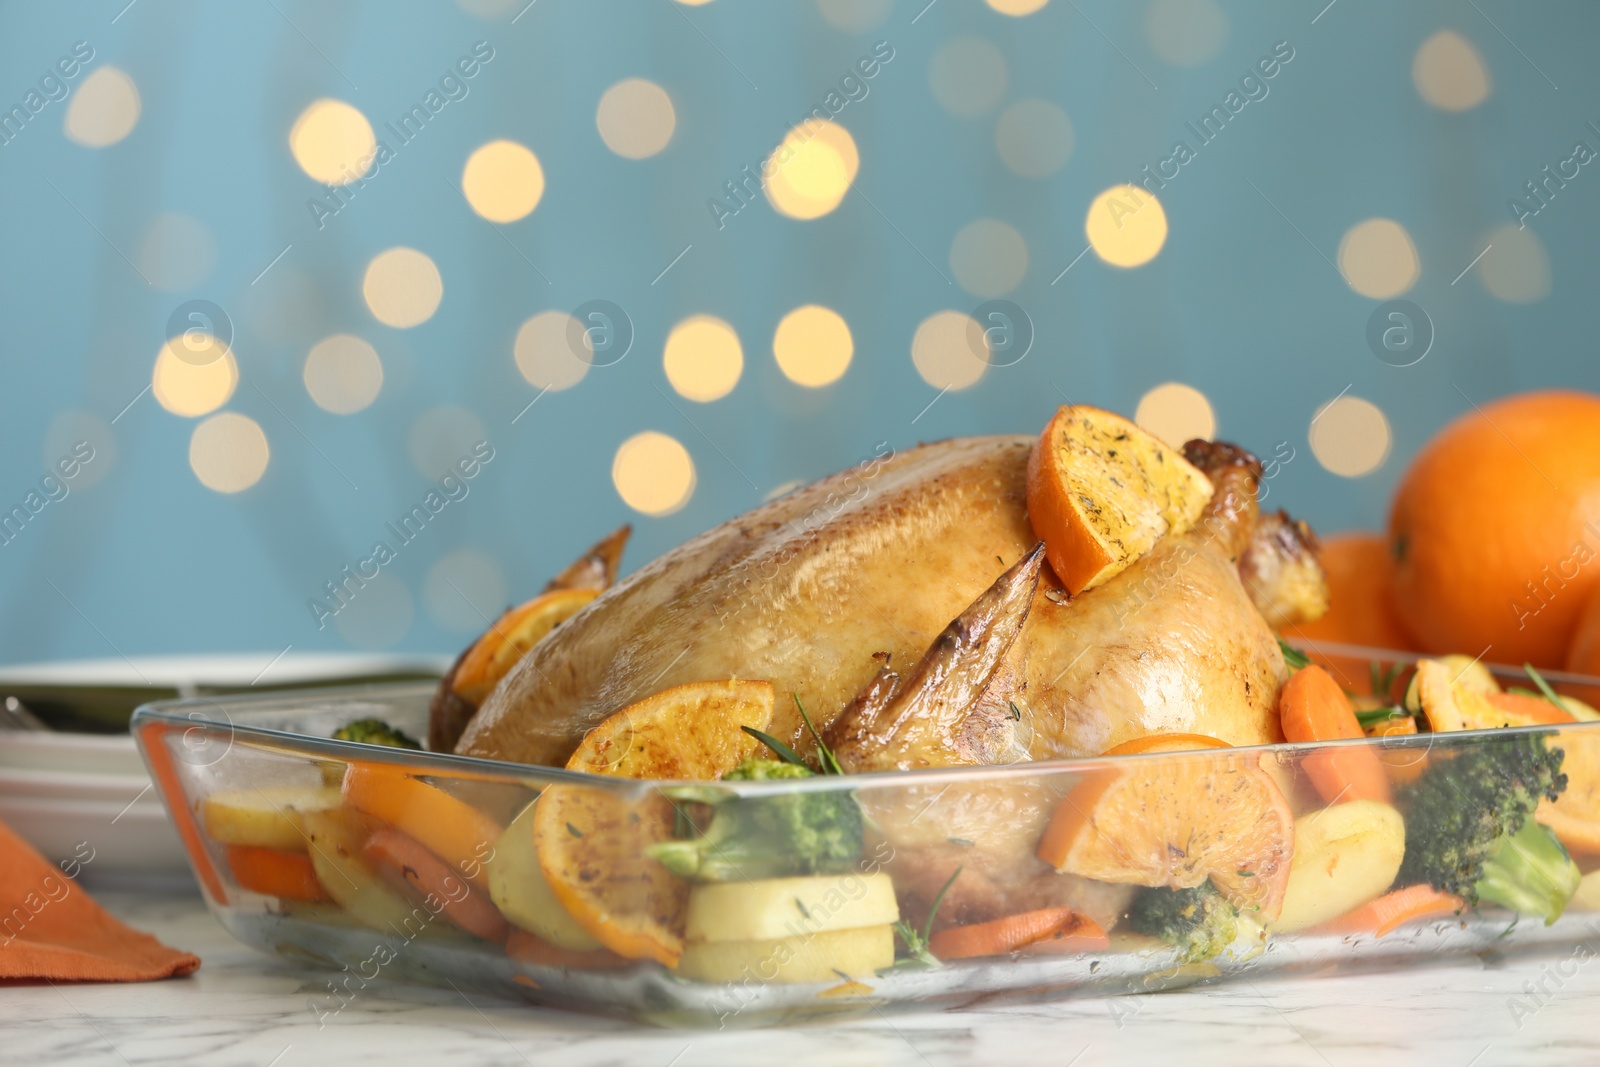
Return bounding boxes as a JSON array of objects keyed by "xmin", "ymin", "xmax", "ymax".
[
  {"xmin": 648, "ymin": 758, "xmax": 863, "ymax": 882},
  {"xmin": 332, "ymin": 718, "xmax": 422, "ymax": 750},
  {"xmin": 1474, "ymin": 818, "xmax": 1580, "ymax": 925},
  {"xmin": 1126, "ymin": 881, "xmax": 1239, "ymax": 964},
  {"xmin": 1394, "ymin": 731, "xmax": 1568, "ymax": 914}
]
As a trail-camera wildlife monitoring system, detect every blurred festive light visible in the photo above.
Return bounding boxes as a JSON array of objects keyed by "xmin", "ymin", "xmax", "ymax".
[
  {"xmin": 1310, "ymin": 395, "xmax": 1391, "ymax": 477},
  {"xmin": 138, "ymin": 213, "xmax": 216, "ymax": 293},
  {"xmin": 407, "ymin": 406, "xmax": 487, "ymax": 480},
  {"xmin": 1413, "ymin": 30, "xmax": 1491, "ymax": 111},
  {"xmin": 1145, "ymin": 0, "xmax": 1228, "ymax": 67},
  {"xmin": 816, "ymin": 0, "xmax": 892, "ymax": 31},
  {"xmin": 1338, "ymin": 218, "xmax": 1419, "ymax": 299},
  {"xmin": 596, "ymin": 78, "xmax": 676, "ymax": 159},
  {"xmin": 949, "ymin": 219, "xmax": 1028, "ymax": 298},
  {"xmin": 423, "ymin": 549, "xmax": 507, "ymax": 633},
  {"xmin": 514, "ymin": 310, "xmax": 589, "ymax": 391},
  {"xmin": 664, "ymin": 315, "xmax": 743, "ymax": 401},
  {"xmin": 1085, "ymin": 184, "xmax": 1168, "ymax": 268},
  {"xmin": 774, "ymin": 305, "xmax": 853, "ymax": 387},
  {"xmin": 765, "ymin": 120, "xmax": 859, "ymax": 220},
  {"xmin": 63, "ymin": 66, "xmax": 139, "ymax": 147},
  {"xmin": 911, "ymin": 310, "xmax": 987, "ymax": 391},
  {"xmin": 289, "ymin": 99, "xmax": 376, "ymax": 185},
  {"xmin": 1478, "ymin": 224, "xmax": 1551, "ymax": 304},
  {"xmin": 986, "ymin": 0, "xmax": 1050, "ymax": 15},
  {"xmin": 152, "ymin": 341, "xmax": 238, "ymax": 417},
  {"xmin": 995, "ymin": 99, "xmax": 1074, "ymax": 178},
  {"xmin": 363, "ymin": 247, "xmax": 443, "ymax": 328},
  {"xmin": 304, "ymin": 334, "xmax": 384, "ymax": 414},
  {"xmin": 928, "ymin": 37, "xmax": 1008, "ymax": 118},
  {"xmin": 613, "ymin": 431, "xmax": 696, "ymax": 515},
  {"xmin": 461, "ymin": 139, "xmax": 545, "ymax": 222},
  {"xmin": 1136, "ymin": 382, "xmax": 1216, "ymax": 448},
  {"xmin": 189, "ymin": 412, "xmax": 269, "ymax": 493}
]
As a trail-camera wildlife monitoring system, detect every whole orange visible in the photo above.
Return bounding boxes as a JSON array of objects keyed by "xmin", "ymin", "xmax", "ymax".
[
  {"xmin": 1288, "ymin": 532, "xmax": 1414, "ymax": 696},
  {"xmin": 1389, "ymin": 390, "xmax": 1600, "ymax": 668}
]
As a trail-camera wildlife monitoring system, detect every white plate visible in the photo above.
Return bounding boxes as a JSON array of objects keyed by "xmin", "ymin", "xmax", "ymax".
[
  {"xmin": 0, "ymin": 794, "xmax": 186, "ymax": 875},
  {"xmin": 0, "ymin": 765, "xmax": 153, "ymax": 802},
  {"xmin": 0, "ymin": 651, "xmax": 451, "ymax": 691},
  {"xmin": 0, "ymin": 732, "xmax": 145, "ymax": 776}
]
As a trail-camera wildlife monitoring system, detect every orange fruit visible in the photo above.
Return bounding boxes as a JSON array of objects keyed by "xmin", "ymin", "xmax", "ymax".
[
  {"xmin": 1389, "ymin": 390, "xmax": 1600, "ymax": 669},
  {"xmin": 533, "ymin": 679, "xmax": 775, "ymax": 968},
  {"xmin": 1565, "ymin": 584, "xmax": 1600, "ymax": 687},
  {"xmin": 1026, "ymin": 404, "xmax": 1213, "ymax": 594},
  {"xmin": 452, "ymin": 588, "xmax": 599, "ymax": 705},
  {"xmin": 1537, "ymin": 730, "xmax": 1600, "ymax": 857},
  {"xmin": 1288, "ymin": 532, "xmax": 1414, "ymax": 662},
  {"xmin": 1036, "ymin": 749, "xmax": 1294, "ymax": 921}
]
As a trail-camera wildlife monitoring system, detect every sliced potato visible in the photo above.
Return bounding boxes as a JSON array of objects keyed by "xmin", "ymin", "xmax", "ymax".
[
  {"xmin": 1569, "ymin": 868, "xmax": 1600, "ymax": 911},
  {"xmin": 300, "ymin": 808, "xmax": 418, "ymax": 933},
  {"xmin": 452, "ymin": 588, "xmax": 599, "ymax": 705},
  {"xmin": 685, "ymin": 873, "xmax": 899, "ymax": 944},
  {"xmin": 200, "ymin": 785, "xmax": 341, "ymax": 850},
  {"xmin": 489, "ymin": 801, "xmax": 603, "ymax": 951},
  {"xmin": 677, "ymin": 924, "xmax": 895, "ymax": 984},
  {"xmin": 1274, "ymin": 800, "xmax": 1405, "ymax": 933}
]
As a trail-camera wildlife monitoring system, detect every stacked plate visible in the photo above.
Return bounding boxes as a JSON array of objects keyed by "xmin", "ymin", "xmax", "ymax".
[{"xmin": 0, "ymin": 653, "xmax": 449, "ymax": 884}]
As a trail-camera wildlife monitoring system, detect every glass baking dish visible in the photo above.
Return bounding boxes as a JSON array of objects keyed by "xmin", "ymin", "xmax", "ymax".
[{"xmin": 132, "ymin": 648, "xmax": 1600, "ymax": 1028}]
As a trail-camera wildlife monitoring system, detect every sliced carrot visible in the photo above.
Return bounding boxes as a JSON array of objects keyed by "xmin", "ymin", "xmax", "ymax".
[
  {"xmin": 1314, "ymin": 884, "xmax": 1463, "ymax": 938},
  {"xmin": 1371, "ymin": 714, "xmax": 1427, "ymax": 787},
  {"xmin": 504, "ymin": 928, "xmax": 632, "ymax": 970},
  {"xmin": 928, "ymin": 907, "xmax": 1109, "ymax": 960},
  {"xmin": 342, "ymin": 763, "xmax": 503, "ymax": 891},
  {"xmin": 361, "ymin": 826, "xmax": 510, "ymax": 943},
  {"xmin": 1279, "ymin": 664, "xmax": 1391, "ymax": 805},
  {"xmin": 1485, "ymin": 691, "xmax": 1575, "ymax": 726},
  {"xmin": 225, "ymin": 844, "xmax": 328, "ymax": 903},
  {"xmin": 1104, "ymin": 733, "xmax": 1231, "ymax": 756}
]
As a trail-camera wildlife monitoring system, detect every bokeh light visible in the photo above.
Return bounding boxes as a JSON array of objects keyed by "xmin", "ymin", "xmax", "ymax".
[
  {"xmin": 816, "ymin": 0, "xmax": 891, "ymax": 30},
  {"xmin": 1085, "ymin": 184, "xmax": 1168, "ymax": 268},
  {"xmin": 1338, "ymin": 218, "xmax": 1419, "ymax": 299},
  {"xmin": 303, "ymin": 334, "xmax": 384, "ymax": 414},
  {"xmin": 664, "ymin": 315, "xmax": 743, "ymax": 401},
  {"xmin": 774, "ymin": 305, "xmax": 853, "ymax": 387},
  {"xmin": 613, "ymin": 431, "xmax": 696, "ymax": 515},
  {"xmin": 514, "ymin": 310, "xmax": 589, "ymax": 391},
  {"xmin": 363, "ymin": 247, "xmax": 443, "ymax": 328},
  {"xmin": 188, "ymin": 412, "xmax": 269, "ymax": 493},
  {"xmin": 1413, "ymin": 30, "xmax": 1491, "ymax": 111},
  {"xmin": 152, "ymin": 341, "xmax": 238, "ymax": 417},
  {"xmin": 986, "ymin": 0, "xmax": 1050, "ymax": 15},
  {"xmin": 288, "ymin": 99, "xmax": 375, "ymax": 184},
  {"xmin": 765, "ymin": 120, "xmax": 859, "ymax": 220},
  {"xmin": 928, "ymin": 37, "xmax": 1008, "ymax": 117},
  {"xmin": 63, "ymin": 66, "xmax": 140, "ymax": 147},
  {"xmin": 1478, "ymin": 224, "xmax": 1551, "ymax": 304},
  {"xmin": 461, "ymin": 139, "xmax": 545, "ymax": 222},
  {"xmin": 995, "ymin": 99, "xmax": 1074, "ymax": 178},
  {"xmin": 911, "ymin": 311, "xmax": 987, "ymax": 391},
  {"xmin": 1145, "ymin": 0, "xmax": 1228, "ymax": 67},
  {"xmin": 596, "ymin": 78, "xmax": 677, "ymax": 159},
  {"xmin": 949, "ymin": 219, "xmax": 1028, "ymax": 297},
  {"xmin": 1136, "ymin": 383, "xmax": 1216, "ymax": 448},
  {"xmin": 1310, "ymin": 395, "xmax": 1391, "ymax": 477}
]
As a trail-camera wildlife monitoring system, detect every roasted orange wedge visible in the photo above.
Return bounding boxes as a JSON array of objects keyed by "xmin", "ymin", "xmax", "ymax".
[{"xmin": 451, "ymin": 588, "xmax": 599, "ymax": 706}]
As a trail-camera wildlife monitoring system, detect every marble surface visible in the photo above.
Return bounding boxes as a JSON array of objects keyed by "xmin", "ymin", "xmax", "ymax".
[{"xmin": 7, "ymin": 887, "xmax": 1600, "ymax": 1066}]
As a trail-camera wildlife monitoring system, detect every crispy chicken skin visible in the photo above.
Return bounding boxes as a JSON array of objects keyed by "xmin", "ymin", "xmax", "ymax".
[{"xmin": 457, "ymin": 435, "xmax": 1316, "ymax": 767}]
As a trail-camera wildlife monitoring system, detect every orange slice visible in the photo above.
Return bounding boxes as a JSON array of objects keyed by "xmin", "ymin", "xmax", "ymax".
[
  {"xmin": 452, "ymin": 588, "xmax": 599, "ymax": 705},
  {"xmin": 1104, "ymin": 733, "xmax": 1231, "ymax": 756},
  {"xmin": 1026, "ymin": 404, "xmax": 1213, "ymax": 594},
  {"xmin": 533, "ymin": 679, "xmax": 776, "ymax": 968},
  {"xmin": 1037, "ymin": 749, "xmax": 1294, "ymax": 922},
  {"xmin": 1414, "ymin": 659, "xmax": 1574, "ymax": 733},
  {"xmin": 1537, "ymin": 728, "xmax": 1600, "ymax": 857}
]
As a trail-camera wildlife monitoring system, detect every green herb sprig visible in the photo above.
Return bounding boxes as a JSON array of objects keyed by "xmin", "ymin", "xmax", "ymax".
[
  {"xmin": 1278, "ymin": 638, "xmax": 1311, "ymax": 671},
  {"xmin": 741, "ymin": 693, "xmax": 845, "ymax": 775},
  {"xmin": 891, "ymin": 865, "xmax": 962, "ymax": 971}
]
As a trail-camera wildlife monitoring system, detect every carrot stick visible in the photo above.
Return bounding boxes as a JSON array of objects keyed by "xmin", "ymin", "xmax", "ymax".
[
  {"xmin": 928, "ymin": 908, "xmax": 1109, "ymax": 960},
  {"xmin": 225, "ymin": 844, "xmax": 328, "ymax": 903},
  {"xmin": 361, "ymin": 827, "xmax": 510, "ymax": 943},
  {"xmin": 1314, "ymin": 884, "xmax": 1464, "ymax": 938},
  {"xmin": 1279, "ymin": 664, "xmax": 1392, "ymax": 805},
  {"xmin": 342, "ymin": 763, "xmax": 503, "ymax": 891}
]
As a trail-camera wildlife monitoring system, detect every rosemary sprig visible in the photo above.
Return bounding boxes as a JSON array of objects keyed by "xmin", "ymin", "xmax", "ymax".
[
  {"xmin": 740, "ymin": 725, "xmax": 807, "ymax": 767},
  {"xmin": 794, "ymin": 694, "xmax": 844, "ymax": 776},
  {"xmin": 1353, "ymin": 705, "xmax": 1409, "ymax": 729},
  {"xmin": 891, "ymin": 865, "xmax": 962, "ymax": 970},
  {"xmin": 1278, "ymin": 638, "xmax": 1311, "ymax": 671},
  {"xmin": 1523, "ymin": 663, "xmax": 1569, "ymax": 716}
]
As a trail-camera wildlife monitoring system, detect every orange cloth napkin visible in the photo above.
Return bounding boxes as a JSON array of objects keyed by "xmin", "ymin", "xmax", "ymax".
[{"xmin": 0, "ymin": 816, "xmax": 199, "ymax": 981}]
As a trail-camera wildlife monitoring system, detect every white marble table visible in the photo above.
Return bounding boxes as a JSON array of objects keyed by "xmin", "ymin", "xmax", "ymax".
[{"xmin": 5, "ymin": 886, "xmax": 1598, "ymax": 1066}]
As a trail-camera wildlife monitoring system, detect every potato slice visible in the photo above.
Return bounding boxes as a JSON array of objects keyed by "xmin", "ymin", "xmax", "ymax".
[
  {"xmin": 452, "ymin": 588, "xmax": 598, "ymax": 706},
  {"xmin": 489, "ymin": 801, "xmax": 603, "ymax": 951},
  {"xmin": 685, "ymin": 873, "xmax": 899, "ymax": 944},
  {"xmin": 1274, "ymin": 800, "xmax": 1406, "ymax": 933},
  {"xmin": 300, "ymin": 808, "xmax": 418, "ymax": 933},
  {"xmin": 1026, "ymin": 404, "xmax": 1213, "ymax": 594},
  {"xmin": 200, "ymin": 785, "xmax": 341, "ymax": 850},
  {"xmin": 535, "ymin": 678, "xmax": 776, "ymax": 967},
  {"xmin": 677, "ymin": 924, "xmax": 895, "ymax": 984}
]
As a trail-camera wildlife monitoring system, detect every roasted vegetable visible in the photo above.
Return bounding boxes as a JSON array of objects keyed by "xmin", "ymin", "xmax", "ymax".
[
  {"xmin": 1126, "ymin": 880, "xmax": 1239, "ymax": 964},
  {"xmin": 647, "ymin": 758, "xmax": 864, "ymax": 882},
  {"xmin": 332, "ymin": 718, "xmax": 422, "ymax": 750},
  {"xmin": 1394, "ymin": 731, "xmax": 1569, "ymax": 916},
  {"xmin": 1473, "ymin": 818, "xmax": 1580, "ymax": 925}
]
